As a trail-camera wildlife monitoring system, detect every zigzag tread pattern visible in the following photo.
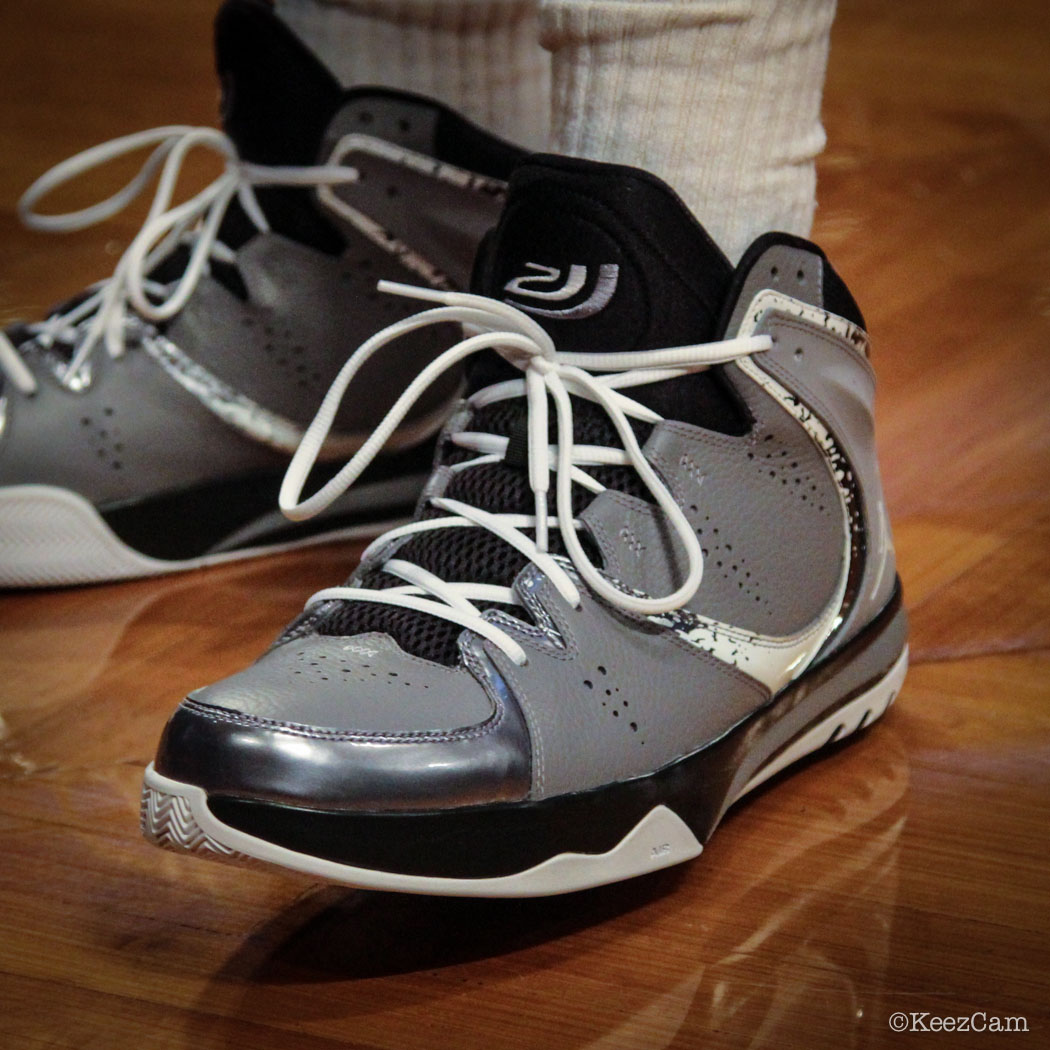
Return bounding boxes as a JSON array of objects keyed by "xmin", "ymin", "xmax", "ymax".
[{"xmin": 140, "ymin": 784, "xmax": 249, "ymax": 861}]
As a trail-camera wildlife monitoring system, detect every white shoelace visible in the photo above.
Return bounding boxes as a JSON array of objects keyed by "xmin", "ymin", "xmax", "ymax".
[
  {"xmin": 280, "ymin": 283, "xmax": 772, "ymax": 666},
  {"xmin": 0, "ymin": 125, "xmax": 359, "ymax": 396}
]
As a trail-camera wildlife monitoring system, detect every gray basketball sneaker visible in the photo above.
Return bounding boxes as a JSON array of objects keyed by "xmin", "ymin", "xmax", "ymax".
[
  {"xmin": 143, "ymin": 155, "xmax": 908, "ymax": 897},
  {"xmin": 0, "ymin": 0, "xmax": 522, "ymax": 586}
]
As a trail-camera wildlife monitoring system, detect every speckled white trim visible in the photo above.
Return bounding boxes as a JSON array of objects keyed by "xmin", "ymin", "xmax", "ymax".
[
  {"xmin": 319, "ymin": 135, "xmax": 506, "ymax": 290},
  {"xmin": 142, "ymin": 332, "xmax": 448, "ymax": 457},
  {"xmin": 650, "ymin": 291, "xmax": 860, "ymax": 693}
]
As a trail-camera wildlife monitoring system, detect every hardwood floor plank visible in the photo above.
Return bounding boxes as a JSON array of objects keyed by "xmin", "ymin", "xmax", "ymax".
[{"xmin": 2, "ymin": 650, "xmax": 1048, "ymax": 1047}]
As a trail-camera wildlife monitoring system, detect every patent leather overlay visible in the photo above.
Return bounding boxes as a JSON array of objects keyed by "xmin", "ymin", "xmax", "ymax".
[{"xmin": 156, "ymin": 640, "xmax": 531, "ymax": 811}]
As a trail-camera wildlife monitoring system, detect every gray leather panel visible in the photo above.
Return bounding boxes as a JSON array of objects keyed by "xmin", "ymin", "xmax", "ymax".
[
  {"xmin": 3, "ymin": 97, "xmax": 507, "ymax": 508},
  {"xmin": 0, "ymin": 341, "xmax": 281, "ymax": 504},
  {"xmin": 725, "ymin": 242, "xmax": 826, "ymax": 334},
  {"xmin": 166, "ymin": 233, "xmax": 459, "ymax": 433},
  {"xmin": 721, "ymin": 242, "xmax": 896, "ymax": 651},
  {"xmin": 322, "ymin": 95, "xmax": 441, "ymax": 160},
  {"xmin": 581, "ymin": 380, "xmax": 846, "ymax": 636},
  {"xmin": 756, "ymin": 312, "xmax": 896, "ymax": 650},
  {"xmin": 322, "ymin": 104, "xmax": 507, "ymax": 290},
  {"xmin": 190, "ymin": 632, "xmax": 492, "ymax": 733},
  {"xmin": 157, "ymin": 643, "xmax": 530, "ymax": 811},
  {"xmin": 485, "ymin": 569, "xmax": 769, "ymax": 799}
]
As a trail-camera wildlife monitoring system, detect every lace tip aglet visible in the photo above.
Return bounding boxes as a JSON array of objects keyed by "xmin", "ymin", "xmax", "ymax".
[{"xmin": 377, "ymin": 280, "xmax": 455, "ymax": 305}]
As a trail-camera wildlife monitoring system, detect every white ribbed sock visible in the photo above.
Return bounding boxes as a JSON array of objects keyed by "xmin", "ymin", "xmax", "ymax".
[
  {"xmin": 538, "ymin": 0, "xmax": 837, "ymax": 261},
  {"xmin": 274, "ymin": 0, "xmax": 551, "ymax": 149}
]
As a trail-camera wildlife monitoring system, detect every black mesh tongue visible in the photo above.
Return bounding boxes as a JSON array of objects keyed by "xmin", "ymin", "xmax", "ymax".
[
  {"xmin": 215, "ymin": 0, "xmax": 342, "ymax": 165},
  {"xmin": 316, "ymin": 157, "xmax": 748, "ymax": 663},
  {"xmin": 470, "ymin": 155, "xmax": 735, "ymax": 409}
]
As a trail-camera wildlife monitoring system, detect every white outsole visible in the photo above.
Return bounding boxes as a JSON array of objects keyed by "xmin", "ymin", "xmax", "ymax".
[
  {"xmin": 734, "ymin": 645, "xmax": 909, "ymax": 801},
  {"xmin": 141, "ymin": 769, "xmax": 703, "ymax": 898},
  {"xmin": 141, "ymin": 647, "xmax": 907, "ymax": 898},
  {"xmin": 0, "ymin": 484, "xmax": 406, "ymax": 588}
]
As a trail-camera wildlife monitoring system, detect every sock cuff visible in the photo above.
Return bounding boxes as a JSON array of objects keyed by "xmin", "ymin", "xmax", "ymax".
[
  {"xmin": 541, "ymin": 0, "xmax": 836, "ymax": 259},
  {"xmin": 297, "ymin": 0, "xmax": 537, "ymax": 31},
  {"xmin": 275, "ymin": 0, "xmax": 550, "ymax": 147},
  {"xmin": 539, "ymin": 0, "xmax": 757, "ymax": 47}
]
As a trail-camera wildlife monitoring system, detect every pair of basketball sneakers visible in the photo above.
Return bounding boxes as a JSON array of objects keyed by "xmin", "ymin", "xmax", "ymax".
[{"xmin": 2, "ymin": 0, "xmax": 907, "ymax": 897}]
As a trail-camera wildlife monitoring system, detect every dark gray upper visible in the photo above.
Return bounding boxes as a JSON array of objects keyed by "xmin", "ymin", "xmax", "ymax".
[
  {"xmin": 0, "ymin": 95, "xmax": 512, "ymax": 508},
  {"xmin": 154, "ymin": 236, "xmax": 900, "ymax": 810}
]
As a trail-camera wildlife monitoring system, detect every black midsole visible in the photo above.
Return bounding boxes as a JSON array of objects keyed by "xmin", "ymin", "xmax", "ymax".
[
  {"xmin": 207, "ymin": 584, "xmax": 907, "ymax": 880},
  {"xmin": 100, "ymin": 439, "xmax": 436, "ymax": 561}
]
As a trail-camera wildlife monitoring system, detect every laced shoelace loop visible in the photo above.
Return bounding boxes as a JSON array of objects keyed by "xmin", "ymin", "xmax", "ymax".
[
  {"xmin": 281, "ymin": 282, "xmax": 772, "ymax": 665},
  {"xmin": 1, "ymin": 125, "xmax": 359, "ymax": 396}
]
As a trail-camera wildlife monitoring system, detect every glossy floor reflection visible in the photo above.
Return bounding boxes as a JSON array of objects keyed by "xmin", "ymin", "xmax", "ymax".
[
  {"xmin": 5, "ymin": 558, "xmax": 1046, "ymax": 1048},
  {"xmin": 3, "ymin": 585, "xmax": 915, "ymax": 1048},
  {"xmin": 2, "ymin": 0, "xmax": 1050, "ymax": 1047},
  {"xmin": 184, "ymin": 733, "xmax": 908, "ymax": 1050}
]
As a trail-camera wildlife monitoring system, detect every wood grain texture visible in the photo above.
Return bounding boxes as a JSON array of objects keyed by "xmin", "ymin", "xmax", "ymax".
[{"xmin": 1, "ymin": 1, "xmax": 1049, "ymax": 1047}]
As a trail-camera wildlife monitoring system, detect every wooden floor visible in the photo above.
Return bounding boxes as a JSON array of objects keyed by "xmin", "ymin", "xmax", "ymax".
[{"xmin": 1, "ymin": 1, "xmax": 1049, "ymax": 1047}]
